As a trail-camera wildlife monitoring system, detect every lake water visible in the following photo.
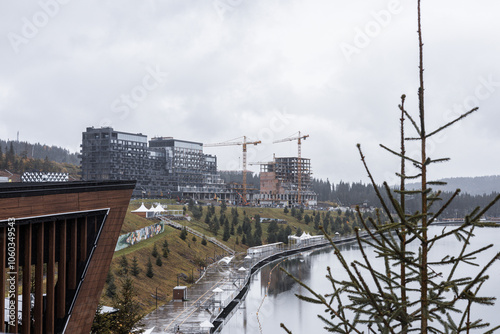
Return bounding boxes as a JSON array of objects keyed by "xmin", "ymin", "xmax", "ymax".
[{"xmin": 221, "ymin": 226, "xmax": 500, "ymax": 333}]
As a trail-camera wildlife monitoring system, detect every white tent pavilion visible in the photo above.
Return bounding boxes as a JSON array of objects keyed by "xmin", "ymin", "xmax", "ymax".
[
  {"xmin": 152, "ymin": 204, "xmax": 165, "ymax": 213},
  {"xmin": 212, "ymin": 287, "xmax": 223, "ymax": 294},
  {"xmin": 200, "ymin": 320, "xmax": 214, "ymax": 332},
  {"xmin": 131, "ymin": 203, "xmax": 155, "ymax": 218},
  {"xmin": 218, "ymin": 256, "xmax": 233, "ymax": 265},
  {"xmin": 131, "ymin": 203, "xmax": 148, "ymax": 213}
]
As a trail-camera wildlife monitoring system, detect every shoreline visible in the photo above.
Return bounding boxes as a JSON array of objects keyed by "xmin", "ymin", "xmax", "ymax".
[{"xmin": 211, "ymin": 235, "xmax": 360, "ymax": 333}]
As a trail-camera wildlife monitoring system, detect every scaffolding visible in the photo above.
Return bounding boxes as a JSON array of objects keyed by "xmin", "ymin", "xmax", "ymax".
[
  {"xmin": 81, "ymin": 127, "xmax": 228, "ymax": 199},
  {"xmin": 258, "ymin": 157, "xmax": 317, "ymax": 206}
]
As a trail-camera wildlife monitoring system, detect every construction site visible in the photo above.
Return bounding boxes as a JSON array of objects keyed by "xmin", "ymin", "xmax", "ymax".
[
  {"xmin": 81, "ymin": 127, "xmax": 317, "ymax": 207},
  {"xmin": 256, "ymin": 156, "xmax": 317, "ymax": 207},
  {"xmin": 205, "ymin": 131, "xmax": 317, "ymax": 207}
]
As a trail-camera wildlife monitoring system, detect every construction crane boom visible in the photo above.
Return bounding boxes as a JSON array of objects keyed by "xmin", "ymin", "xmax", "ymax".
[
  {"xmin": 204, "ymin": 136, "xmax": 261, "ymax": 204},
  {"xmin": 273, "ymin": 131, "xmax": 309, "ymax": 206}
]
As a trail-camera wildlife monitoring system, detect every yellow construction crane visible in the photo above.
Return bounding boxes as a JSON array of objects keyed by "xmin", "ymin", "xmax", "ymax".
[
  {"xmin": 273, "ymin": 131, "xmax": 309, "ymax": 205},
  {"xmin": 204, "ymin": 136, "xmax": 261, "ymax": 204}
]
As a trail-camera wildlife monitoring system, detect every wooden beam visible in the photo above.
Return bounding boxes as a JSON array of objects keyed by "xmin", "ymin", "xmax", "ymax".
[
  {"xmin": 68, "ymin": 218, "xmax": 77, "ymax": 290},
  {"xmin": 79, "ymin": 217, "xmax": 87, "ymax": 261},
  {"xmin": 46, "ymin": 221, "xmax": 55, "ymax": 334},
  {"xmin": 56, "ymin": 220, "xmax": 66, "ymax": 319},
  {"xmin": 34, "ymin": 222, "xmax": 44, "ymax": 334},
  {"xmin": 22, "ymin": 224, "xmax": 32, "ymax": 334}
]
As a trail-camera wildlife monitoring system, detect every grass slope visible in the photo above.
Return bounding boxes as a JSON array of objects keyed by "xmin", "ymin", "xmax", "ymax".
[{"xmin": 101, "ymin": 200, "xmax": 351, "ymax": 316}]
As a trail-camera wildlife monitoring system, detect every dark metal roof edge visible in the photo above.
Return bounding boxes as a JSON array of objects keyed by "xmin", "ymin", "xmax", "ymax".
[
  {"xmin": 150, "ymin": 137, "xmax": 203, "ymax": 146},
  {"xmin": 0, "ymin": 180, "xmax": 137, "ymax": 199}
]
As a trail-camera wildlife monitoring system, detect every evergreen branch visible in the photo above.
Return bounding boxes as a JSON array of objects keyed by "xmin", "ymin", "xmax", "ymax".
[
  {"xmin": 382, "ymin": 183, "xmax": 424, "ymax": 242},
  {"xmin": 316, "ymin": 315, "xmax": 345, "ymax": 334},
  {"xmin": 355, "ymin": 211, "xmax": 403, "ymax": 258},
  {"xmin": 427, "ymin": 191, "xmax": 443, "ymax": 211},
  {"xmin": 382, "ymin": 183, "xmax": 406, "ymax": 222},
  {"xmin": 428, "ymin": 244, "xmax": 493, "ymax": 266},
  {"xmin": 458, "ymin": 280, "xmax": 487, "ymax": 332},
  {"xmin": 428, "ymin": 222, "xmax": 474, "ymax": 244},
  {"xmin": 355, "ymin": 215, "xmax": 387, "ymax": 250},
  {"xmin": 351, "ymin": 262, "xmax": 397, "ymax": 334},
  {"xmin": 470, "ymin": 193, "xmax": 500, "ymax": 223},
  {"xmin": 380, "ymin": 144, "xmax": 422, "ymax": 166},
  {"xmin": 398, "ymin": 91, "xmax": 406, "ymax": 217},
  {"xmin": 428, "ymin": 189, "xmax": 461, "ymax": 226},
  {"xmin": 426, "ymin": 158, "xmax": 451, "ymax": 164},
  {"xmin": 459, "ymin": 251, "xmax": 500, "ymax": 300},
  {"xmin": 393, "ymin": 189, "xmax": 424, "ymax": 195},
  {"xmin": 484, "ymin": 325, "xmax": 500, "ymax": 334},
  {"xmin": 327, "ymin": 267, "xmax": 351, "ymax": 333},
  {"xmin": 295, "ymin": 294, "xmax": 325, "ymax": 304},
  {"xmin": 355, "ymin": 229, "xmax": 387, "ymax": 299},
  {"xmin": 426, "ymin": 108, "xmax": 478, "ymax": 138},
  {"xmin": 280, "ymin": 323, "xmax": 293, "ymax": 334},
  {"xmin": 396, "ymin": 172, "xmax": 422, "ymax": 180},
  {"xmin": 427, "ymin": 181, "xmax": 447, "ymax": 186},
  {"xmin": 321, "ymin": 228, "xmax": 365, "ymax": 294},
  {"xmin": 357, "ymin": 144, "xmax": 396, "ymax": 224},
  {"xmin": 445, "ymin": 226, "xmax": 476, "ymax": 290},
  {"xmin": 280, "ymin": 267, "xmax": 363, "ymax": 334},
  {"xmin": 400, "ymin": 106, "xmax": 421, "ymax": 137}
]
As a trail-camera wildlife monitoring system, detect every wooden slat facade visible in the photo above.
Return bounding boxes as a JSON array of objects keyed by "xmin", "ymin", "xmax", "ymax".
[{"xmin": 0, "ymin": 181, "xmax": 135, "ymax": 334}]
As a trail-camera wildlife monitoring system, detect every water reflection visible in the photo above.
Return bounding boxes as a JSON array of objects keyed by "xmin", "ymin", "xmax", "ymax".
[
  {"xmin": 221, "ymin": 227, "xmax": 500, "ymax": 334},
  {"xmin": 261, "ymin": 254, "xmax": 312, "ymax": 297}
]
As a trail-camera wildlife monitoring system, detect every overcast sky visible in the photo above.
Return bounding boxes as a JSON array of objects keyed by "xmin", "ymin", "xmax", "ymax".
[{"xmin": 1, "ymin": 0, "xmax": 500, "ymax": 184}]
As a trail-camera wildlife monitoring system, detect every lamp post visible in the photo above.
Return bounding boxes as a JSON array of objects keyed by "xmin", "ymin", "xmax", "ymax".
[{"xmin": 155, "ymin": 287, "xmax": 158, "ymax": 310}]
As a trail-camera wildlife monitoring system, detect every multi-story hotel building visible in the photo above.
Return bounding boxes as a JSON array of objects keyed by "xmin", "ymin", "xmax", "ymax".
[{"xmin": 80, "ymin": 127, "xmax": 230, "ymax": 200}]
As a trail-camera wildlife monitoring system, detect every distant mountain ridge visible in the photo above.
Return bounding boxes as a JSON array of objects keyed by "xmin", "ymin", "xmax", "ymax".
[{"xmin": 408, "ymin": 175, "xmax": 500, "ymax": 196}]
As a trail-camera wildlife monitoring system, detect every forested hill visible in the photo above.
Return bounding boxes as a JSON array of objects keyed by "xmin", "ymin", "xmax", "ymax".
[
  {"xmin": 312, "ymin": 176, "xmax": 500, "ymax": 204},
  {"xmin": 0, "ymin": 139, "xmax": 79, "ymax": 165},
  {"xmin": 407, "ymin": 176, "xmax": 500, "ymax": 196},
  {"xmin": 311, "ymin": 177, "xmax": 500, "ymax": 218}
]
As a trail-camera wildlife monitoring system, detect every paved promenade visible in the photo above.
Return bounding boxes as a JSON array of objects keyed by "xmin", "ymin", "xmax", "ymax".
[
  {"xmin": 142, "ymin": 252, "xmax": 253, "ymax": 333},
  {"xmin": 141, "ymin": 236, "xmax": 351, "ymax": 334}
]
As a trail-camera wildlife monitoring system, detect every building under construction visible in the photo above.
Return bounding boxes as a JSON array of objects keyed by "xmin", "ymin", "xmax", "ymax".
[
  {"xmin": 80, "ymin": 127, "xmax": 234, "ymax": 200},
  {"xmin": 257, "ymin": 157, "xmax": 317, "ymax": 207}
]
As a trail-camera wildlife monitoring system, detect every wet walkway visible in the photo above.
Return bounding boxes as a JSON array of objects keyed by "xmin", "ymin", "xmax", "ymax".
[
  {"xmin": 142, "ymin": 252, "xmax": 252, "ymax": 334},
  {"xmin": 141, "ymin": 236, "xmax": 356, "ymax": 334}
]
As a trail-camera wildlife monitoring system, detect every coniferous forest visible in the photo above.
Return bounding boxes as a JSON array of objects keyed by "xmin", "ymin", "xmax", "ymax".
[
  {"xmin": 311, "ymin": 178, "xmax": 500, "ymax": 218},
  {"xmin": 0, "ymin": 139, "xmax": 80, "ymax": 165},
  {"xmin": 0, "ymin": 140, "xmax": 80, "ymax": 177}
]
